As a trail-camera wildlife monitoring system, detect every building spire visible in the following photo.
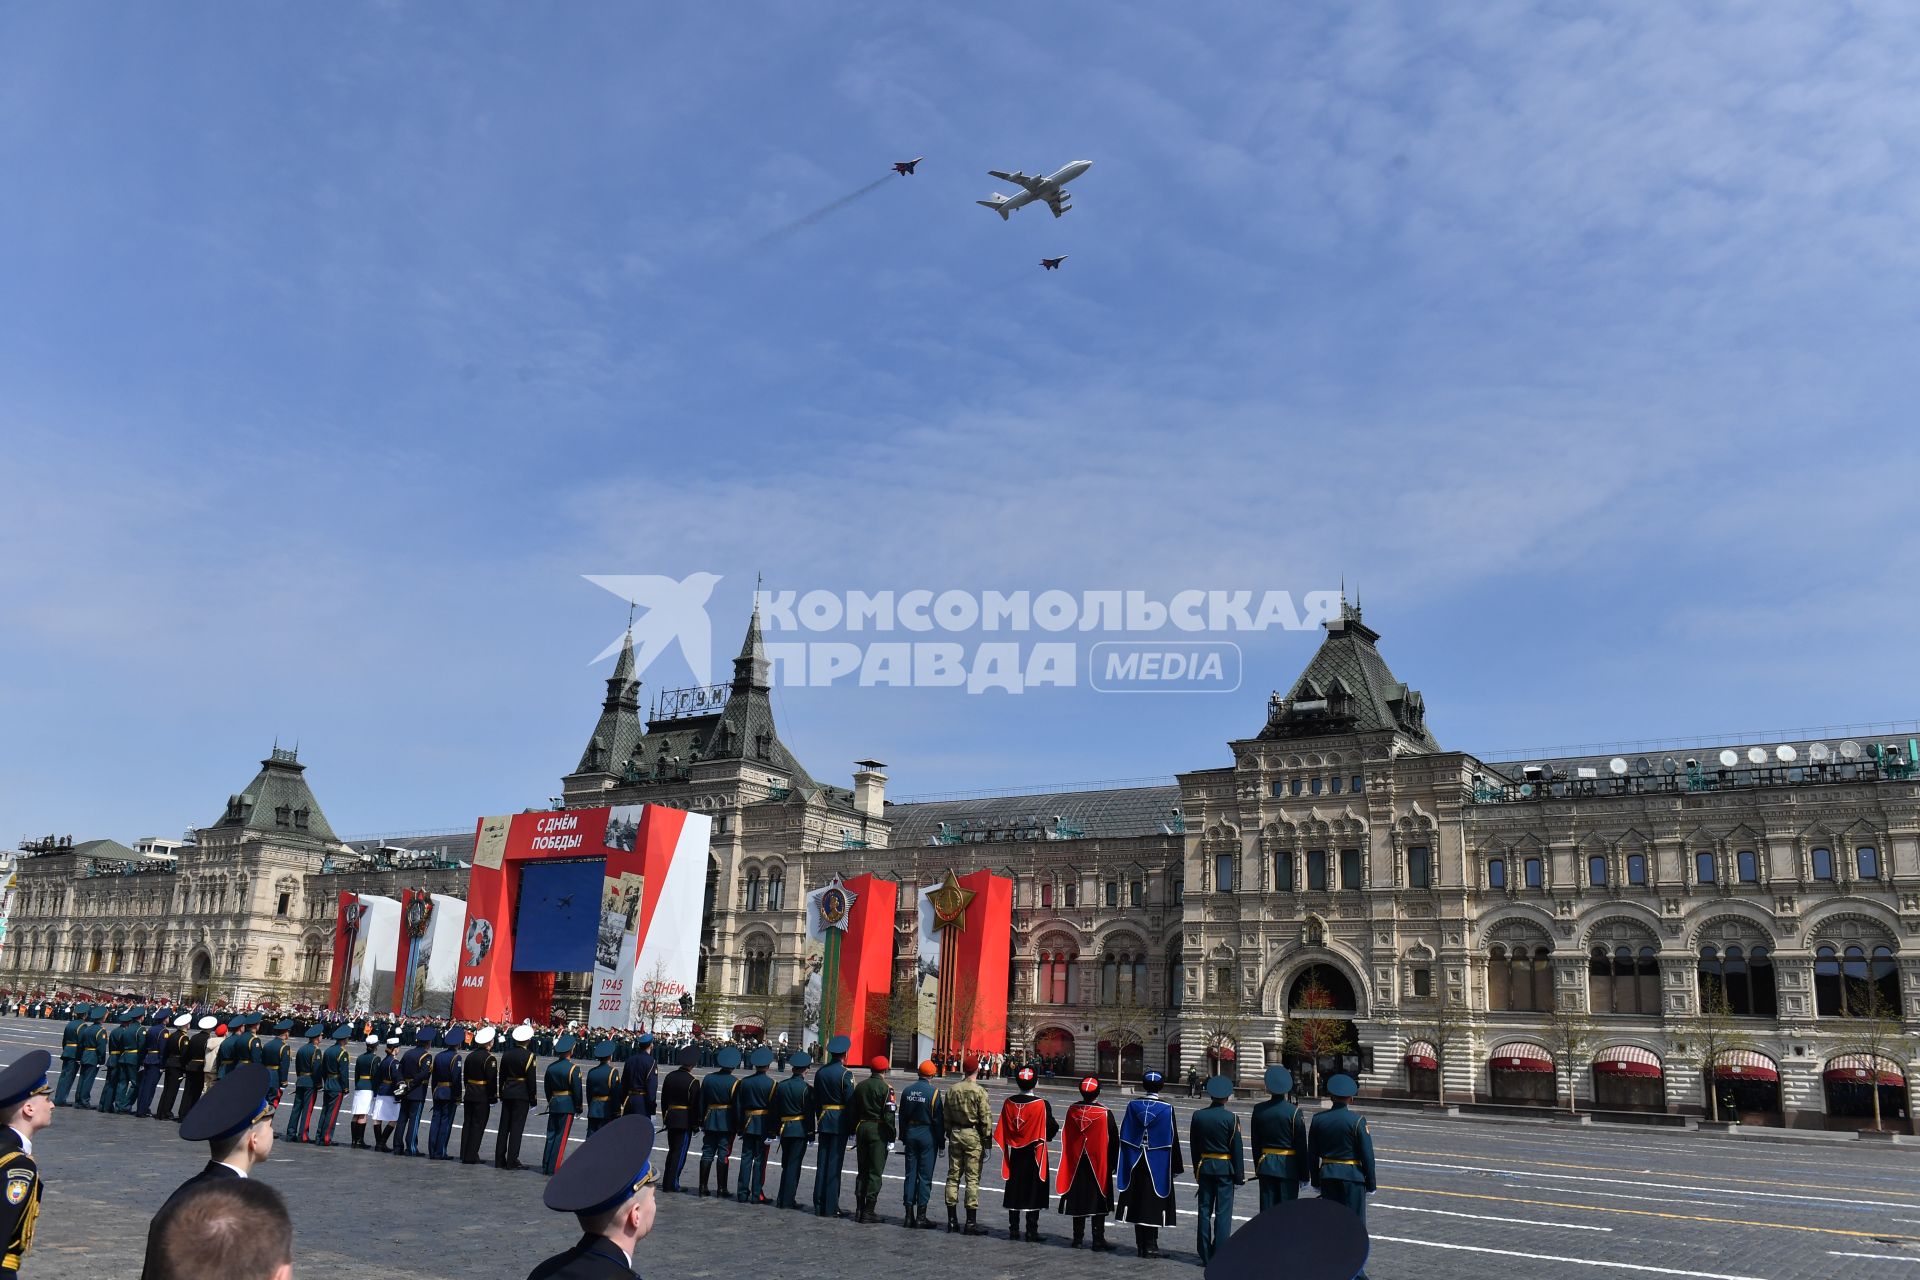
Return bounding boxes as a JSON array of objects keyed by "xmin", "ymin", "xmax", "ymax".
[
  {"xmin": 733, "ymin": 600, "xmax": 770, "ymax": 691},
  {"xmin": 603, "ymin": 625, "xmax": 639, "ymax": 712}
]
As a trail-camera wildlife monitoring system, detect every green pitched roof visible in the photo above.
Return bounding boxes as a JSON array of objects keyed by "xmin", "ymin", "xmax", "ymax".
[
  {"xmin": 1259, "ymin": 606, "xmax": 1440, "ymax": 751},
  {"xmin": 206, "ymin": 747, "xmax": 341, "ymax": 844}
]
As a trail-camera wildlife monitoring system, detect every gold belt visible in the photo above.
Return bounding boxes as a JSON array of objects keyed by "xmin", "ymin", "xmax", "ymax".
[
  {"xmin": 746, "ymin": 1108, "xmax": 767, "ymax": 1117},
  {"xmin": 820, "ymin": 1103, "xmax": 843, "ymax": 1110},
  {"xmin": 1202, "ymin": 1151, "xmax": 1233, "ymax": 1161},
  {"xmin": 1323, "ymin": 1158, "xmax": 1360, "ymax": 1165},
  {"xmin": 781, "ymin": 1113, "xmax": 804, "ymax": 1122},
  {"xmin": 1259, "ymin": 1147, "xmax": 1296, "ymax": 1158}
]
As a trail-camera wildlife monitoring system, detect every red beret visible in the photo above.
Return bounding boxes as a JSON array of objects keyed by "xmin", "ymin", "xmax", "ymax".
[{"xmin": 869, "ymin": 1056, "xmax": 890, "ymax": 1072}]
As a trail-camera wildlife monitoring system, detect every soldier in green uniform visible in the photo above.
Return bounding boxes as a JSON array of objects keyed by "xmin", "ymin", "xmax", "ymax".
[
  {"xmin": 810, "ymin": 1035, "xmax": 854, "ymax": 1219},
  {"xmin": 897, "ymin": 1060, "xmax": 944, "ymax": 1229},
  {"xmin": 314, "ymin": 1025, "xmax": 352, "ymax": 1147},
  {"xmin": 849, "ymin": 1056, "xmax": 897, "ymax": 1224},
  {"xmin": 52, "ymin": 1008, "xmax": 83, "ymax": 1107},
  {"xmin": 696, "ymin": 1045, "xmax": 741, "ymax": 1198},
  {"xmin": 770, "ymin": 1053, "xmax": 814, "ymax": 1210},
  {"xmin": 732, "ymin": 1046, "xmax": 777, "ymax": 1204},
  {"xmin": 1190, "ymin": 1074, "xmax": 1244, "ymax": 1265},
  {"xmin": 73, "ymin": 1006, "xmax": 106, "ymax": 1109},
  {"xmin": 584, "ymin": 1042, "xmax": 621, "ymax": 1137},
  {"xmin": 1307, "ymin": 1074, "xmax": 1376, "ymax": 1280},
  {"xmin": 262, "ymin": 1020, "xmax": 293, "ymax": 1107},
  {"xmin": 109, "ymin": 1009, "xmax": 140, "ymax": 1113},
  {"xmin": 542, "ymin": 1036, "xmax": 587, "ymax": 1175},
  {"xmin": 658, "ymin": 1046, "xmax": 699, "ymax": 1192},
  {"xmin": 941, "ymin": 1054, "xmax": 993, "ymax": 1235},
  {"xmin": 286, "ymin": 1025, "xmax": 324, "ymax": 1143},
  {"xmin": 1251, "ymin": 1065, "xmax": 1307, "ymax": 1210}
]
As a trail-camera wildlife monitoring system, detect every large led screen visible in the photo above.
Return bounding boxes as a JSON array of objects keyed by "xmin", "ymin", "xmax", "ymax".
[{"xmin": 511, "ymin": 858, "xmax": 604, "ymax": 973}]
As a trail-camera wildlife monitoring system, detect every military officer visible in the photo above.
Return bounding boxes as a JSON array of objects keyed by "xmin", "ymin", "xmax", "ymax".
[
  {"xmin": 770, "ymin": 1052, "xmax": 813, "ymax": 1210},
  {"xmin": 850, "ymin": 1056, "xmax": 897, "ymax": 1225},
  {"xmin": 810, "ymin": 1035, "xmax": 854, "ymax": 1218},
  {"xmin": 527, "ymin": 1113, "xmax": 660, "ymax": 1280},
  {"xmin": 1252, "ymin": 1065, "xmax": 1307, "ymax": 1209},
  {"xmin": 141, "ymin": 1064, "xmax": 279, "ymax": 1280},
  {"xmin": 1307, "ymin": 1074, "xmax": 1376, "ymax": 1280},
  {"xmin": 262, "ymin": 1020, "xmax": 294, "ymax": 1108},
  {"xmin": 52, "ymin": 1007, "xmax": 82, "ymax": 1107},
  {"xmin": 102, "ymin": 1009, "xmax": 132, "ymax": 1114},
  {"xmin": 897, "ymin": 1061, "xmax": 944, "ymax": 1229},
  {"xmin": 1057, "ymin": 1076, "xmax": 1118, "ymax": 1251},
  {"xmin": 658, "ymin": 1046, "xmax": 700, "ymax": 1193},
  {"xmin": 1115, "ymin": 1068, "xmax": 1182, "ymax": 1259},
  {"xmin": 349, "ymin": 1032, "xmax": 381, "ymax": 1149},
  {"xmin": 155, "ymin": 1012, "xmax": 195, "ymax": 1123},
  {"xmin": 620, "ymin": 1033, "xmax": 657, "ymax": 1118},
  {"xmin": 284, "ymin": 1028, "xmax": 322, "ymax": 1143},
  {"xmin": 732, "ymin": 1046, "xmax": 777, "ymax": 1205},
  {"xmin": 72, "ymin": 1006, "xmax": 106, "ymax": 1109},
  {"xmin": 941, "ymin": 1055, "xmax": 993, "ymax": 1235},
  {"xmin": 212, "ymin": 1011, "xmax": 247, "ymax": 1081},
  {"xmin": 176, "ymin": 1015, "xmax": 216, "ymax": 1119},
  {"xmin": 460, "ymin": 1026, "xmax": 500, "ymax": 1165},
  {"xmin": 995, "ymin": 1065, "xmax": 1057, "ymax": 1242},
  {"xmin": 584, "ymin": 1042, "xmax": 621, "ymax": 1138},
  {"xmin": 314, "ymin": 1025, "xmax": 352, "ymax": 1147},
  {"xmin": 396, "ymin": 1027, "xmax": 433, "ymax": 1157},
  {"xmin": 695, "ymin": 1045, "xmax": 741, "ymax": 1198},
  {"xmin": 427, "ymin": 1027, "xmax": 465, "ymax": 1160},
  {"xmin": 135, "ymin": 1010, "xmax": 169, "ymax": 1117},
  {"xmin": 497, "ymin": 1024, "xmax": 539, "ymax": 1171},
  {"xmin": 543, "ymin": 1036, "xmax": 587, "ymax": 1176},
  {"xmin": 1191, "ymin": 1074, "xmax": 1245, "ymax": 1265},
  {"xmin": 371, "ymin": 1036, "xmax": 404, "ymax": 1152},
  {"xmin": 0, "ymin": 1051, "xmax": 54, "ymax": 1276}
]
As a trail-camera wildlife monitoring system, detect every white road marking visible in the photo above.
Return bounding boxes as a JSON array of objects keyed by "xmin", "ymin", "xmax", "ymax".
[
  {"xmin": 1828, "ymin": 1253, "xmax": 1920, "ymax": 1264},
  {"xmin": 1396, "ymin": 1156, "xmax": 1917, "ymax": 1209},
  {"xmin": 1371, "ymin": 1234, "xmax": 1773, "ymax": 1280},
  {"xmin": 1375, "ymin": 1203, "xmax": 1611, "ymax": 1231}
]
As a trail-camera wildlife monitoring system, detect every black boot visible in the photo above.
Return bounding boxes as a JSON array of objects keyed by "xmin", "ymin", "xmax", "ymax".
[
  {"xmin": 1072, "ymin": 1217, "xmax": 1085, "ymax": 1248},
  {"xmin": 947, "ymin": 1205, "xmax": 959, "ymax": 1233},
  {"xmin": 350, "ymin": 1119, "xmax": 367, "ymax": 1148},
  {"xmin": 716, "ymin": 1165, "xmax": 729, "ymax": 1198},
  {"xmin": 1093, "ymin": 1215, "xmax": 1113, "ymax": 1252},
  {"xmin": 965, "ymin": 1206, "xmax": 985, "ymax": 1235},
  {"xmin": 901, "ymin": 1203, "xmax": 916, "ymax": 1229},
  {"xmin": 1009, "ymin": 1212, "xmax": 1021, "ymax": 1240},
  {"xmin": 374, "ymin": 1125, "xmax": 389, "ymax": 1153},
  {"xmin": 698, "ymin": 1164, "xmax": 711, "ymax": 1198},
  {"xmin": 1025, "ymin": 1210, "xmax": 1044, "ymax": 1243},
  {"xmin": 920, "ymin": 1205, "xmax": 935, "ymax": 1229}
]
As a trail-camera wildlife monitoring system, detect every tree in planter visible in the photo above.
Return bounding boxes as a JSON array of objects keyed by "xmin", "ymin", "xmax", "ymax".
[
  {"xmin": 1684, "ymin": 985, "xmax": 1756, "ymax": 1123},
  {"xmin": 1187, "ymin": 987, "xmax": 1254, "ymax": 1084},
  {"xmin": 1102, "ymin": 995, "xmax": 1152, "ymax": 1089},
  {"xmin": 1543, "ymin": 996, "xmax": 1598, "ymax": 1114},
  {"xmin": 1834, "ymin": 986, "xmax": 1907, "ymax": 1133},
  {"xmin": 1283, "ymin": 978, "xmax": 1356, "ymax": 1098}
]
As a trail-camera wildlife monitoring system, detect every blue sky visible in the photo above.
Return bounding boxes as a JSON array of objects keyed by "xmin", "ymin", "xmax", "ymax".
[{"xmin": 5, "ymin": 3, "xmax": 1918, "ymax": 843}]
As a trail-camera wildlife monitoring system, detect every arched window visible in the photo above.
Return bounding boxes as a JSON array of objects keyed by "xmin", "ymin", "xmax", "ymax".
[
  {"xmin": 1272, "ymin": 850, "xmax": 1293, "ymax": 892},
  {"xmin": 1700, "ymin": 943, "xmax": 1776, "ymax": 1017},
  {"xmin": 743, "ymin": 945, "xmax": 772, "ymax": 996},
  {"xmin": 1736, "ymin": 850, "xmax": 1758, "ymax": 883},
  {"xmin": 1816, "ymin": 943, "xmax": 1902, "ymax": 1017},
  {"xmin": 1037, "ymin": 944, "xmax": 1077, "ymax": 1005},
  {"xmin": 1489, "ymin": 943, "xmax": 1551, "ymax": 1012},
  {"xmin": 1165, "ymin": 947, "xmax": 1184, "ymax": 1009},
  {"xmin": 1626, "ymin": 855, "xmax": 1647, "ymax": 886},
  {"xmin": 1589, "ymin": 944, "xmax": 1661, "ymax": 1014},
  {"xmin": 1214, "ymin": 851, "xmax": 1235, "ymax": 894},
  {"xmin": 1523, "ymin": 857, "xmax": 1543, "ymax": 888},
  {"xmin": 1696, "ymin": 852, "xmax": 1716, "ymax": 884},
  {"xmin": 744, "ymin": 873, "xmax": 762, "ymax": 911},
  {"xmin": 1487, "ymin": 858, "xmax": 1506, "ymax": 889},
  {"xmin": 1810, "ymin": 847, "xmax": 1833, "ymax": 881},
  {"xmin": 765, "ymin": 869, "xmax": 785, "ymax": 911},
  {"xmin": 1856, "ymin": 846, "xmax": 1880, "ymax": 880}
]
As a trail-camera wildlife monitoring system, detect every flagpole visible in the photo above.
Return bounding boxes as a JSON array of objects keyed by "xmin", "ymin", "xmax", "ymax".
[{"xmin": 820, "ymin": 927, "xmax": 842, "ymax": 1052}]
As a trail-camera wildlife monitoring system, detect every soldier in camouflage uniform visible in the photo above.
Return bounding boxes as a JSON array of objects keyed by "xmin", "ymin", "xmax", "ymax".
[{"xmin": 941, "ymin": 1055, "xmax": 994, "ymax": 1235}]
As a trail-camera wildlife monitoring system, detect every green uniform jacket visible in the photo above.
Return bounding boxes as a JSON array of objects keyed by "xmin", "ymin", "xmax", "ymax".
[
  {"xmin": 850, "ymin": 1073, "xmax": 896, "ymax": 1143},
  {"xmin": 1306, "ymin": 1104, "xmax": 1375, "ymax": 1192},
  {"xmin": 941, "ymin": 1079, "xmax": 993, "ymax": 1145},
  {"xmin": 772, "ymin": 1075, "xmax": 814, "ymax": 1139},
  {"xmin": 732, "ymin": 1071, "xmax": 777, "ymax": 1137},
  {"xmin": 585, "ymin": 1063, "xmax": 621, "ymax": 1119},
  {"xmin": 544, "ymin": 1059, "xmax": 586, "ymax": 1115},
  {"xmin": 697, "ymin": 1069, "xmax": 739, "ymax": 1132},
  {"xmin": 1250, "ymin": 1096, "xmax": 1307, "ymax": 1182},
  {"xmin": 1189, "ymin": 1103, "xmax": 1244, "ymax": 1183},
  {"xmin": 812, "ymin": 1060, "xmax": 853, "ymax": 1135}
]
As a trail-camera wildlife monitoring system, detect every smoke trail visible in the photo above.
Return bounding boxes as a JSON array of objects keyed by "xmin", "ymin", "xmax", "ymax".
[{"xmin": 750, "ymin": 176, "xmax": 894, "ymax": 249}]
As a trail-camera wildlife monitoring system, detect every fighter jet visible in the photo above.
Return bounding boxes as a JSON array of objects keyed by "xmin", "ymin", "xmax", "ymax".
[
  {"xmin": 1040, "ymin": 256, "xmax": 1068, "ymax": 270},
  {"xmin": 976, "ymin": 160, "xmax": 1092, "ymax": 220},
  {"xmin": 892, "ymin": 157, "xmax": 923, "ymax": 175}
]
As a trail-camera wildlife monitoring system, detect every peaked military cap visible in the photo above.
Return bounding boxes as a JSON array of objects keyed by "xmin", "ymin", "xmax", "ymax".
[
  {"xmin": 196, "ymin": 1015, "xmax": 218, "ymax": 1031},
  {"xmin": 1203, "ymin": 1196, "xmax": 1368, "ymax": 1280},
  {"xmin": 826, "ymin": 1035, "xmax": 851, "ymax": 1055},
  {"xmin": 676, "ymin": 1046, "xmax": 698, "ymax": 1067},
  {"xmin": 180, "ymin": 1064, "xmax": 276, "ymax": 1143},
  {"xmin": 444, "ymin": 1028, "xmax": 468, "ymax": 1048},
  {"xmin": 1326, "ymin": 1074, "xmax": 1357, "ymax": 1099},
  {"xmin": 714, "ymin": 1046, "xmax": 741, "ymax": 1070},
  {"xmin": 593, "ymin": 1041, "xmax": 616, "ymax": 1061},
  {"xmin": 788, "ymin": 1052, "xmax": 811, "ymax": 1071},
  {"xmin": 0, "ymin": 1050, "xmax": 53, "ymax": 1108},
  {"xmin": 511, "ymin": 1024, "xmax": 534, "ymax": 1044},
  {"xmin": 414, "ymin": 1027, "xmax": 435, "ymax": 1045},
  {"xmin": 636, "ymin": 1033, "xmax": 654, "ymax": 1046},
  {"xmin": 273, "ymin": 1019, "xmax": 293, "ymax": 1034},
  {"xmin": 554, "ymin": 1036, "xmax": 577, "ymax": 1056},
  {"xmin": 543, "ymin": 1114, "xmax": 657, "ymax": 1215},
  {"xmin": 1207, "ymin": 1075, "xmax": 1234, "ymax": 1100},
  {"xmin": 749, "ymin": 1046, "xmax": 774, "ymax": 1069},
  {"xmin": 1265, "ymin": 1065, "xmax": 1294, "ymax": 1095},
  {"xmin": 474, "ymin": 1026, "xmax": 497, "ymax": 1047},
  {"xmin": 172, "ymin": 1013, "xmax": 193, "ymax": 1029},
  {"xmin": 331, "ymin": 1025, "xmax": 353, "ymax": 1040},
  {"xmin": 306, "ymin": 1025, "xmax": 324, "ymax": 1039}
]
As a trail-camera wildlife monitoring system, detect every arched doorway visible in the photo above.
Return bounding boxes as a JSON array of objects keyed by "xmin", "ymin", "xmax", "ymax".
[
  {"xmin": 1097, "ymin": 1037, "xmax": 1144, "ymax": 1083},
  {"xmin": 1592, "ymin": 1045, "xmax": 1664, "ymax": 1112},
  {"xmin": 1404, "ymin": 1039, "xmax": 1439, "ymax": 1100},
  {"xmin": 1823, "ymin": 1054, "xmax": 1912, "ymax": 1134},
  {"xmin": 188, "ymin": 950, "xmax": 213, "ymax": 1004},
  {"xmin": 1034, "ymin": 1027, "xmax": 1075, "ymax": 1075},
  {"xmin": 1284, "ymin": 964, "xmax": 1361, "ymax": 1095},
  {"xmin": 1709, "ymin": 1050, "xmax": 1782, "ymax": 1125},
  {"xmin": 1488, "ymin": 1041, "xmax": 1556, "ymax": 1106}
]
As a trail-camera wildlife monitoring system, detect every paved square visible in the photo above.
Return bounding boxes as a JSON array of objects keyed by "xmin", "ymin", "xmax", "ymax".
[{"xmin": 6, "ymin": 1019, "xmax": 1919, "ymax": 1279}]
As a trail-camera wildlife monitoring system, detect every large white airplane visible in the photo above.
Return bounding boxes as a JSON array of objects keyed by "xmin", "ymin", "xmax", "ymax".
[{"xmin": 976, "ymin": 160, "xmax": 1093, "ymax": 220}]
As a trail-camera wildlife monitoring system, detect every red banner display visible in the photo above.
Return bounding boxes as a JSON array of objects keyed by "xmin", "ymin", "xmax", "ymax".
[
  {"xmin": 831, "ymin": 874, "xmax": 897, "ymax": 1064},
  {"xmin": 451, "ymin": 804, "xmax": 710, "ymax": 1028},
  {"xmin": 944, "ymin": 870, "xmax": 1012, "ymax": 1059}
]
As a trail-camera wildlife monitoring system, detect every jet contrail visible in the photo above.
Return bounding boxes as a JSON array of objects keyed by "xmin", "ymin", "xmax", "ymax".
[{"xmin": 750, "ymin": 175, "xmax": 893, "ymax": 249}]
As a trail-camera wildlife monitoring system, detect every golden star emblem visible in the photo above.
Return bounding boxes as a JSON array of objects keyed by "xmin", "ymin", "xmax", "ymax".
[{"xmin": 928, "ymin": 869, "xmax": 976, "ymax": 931}]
